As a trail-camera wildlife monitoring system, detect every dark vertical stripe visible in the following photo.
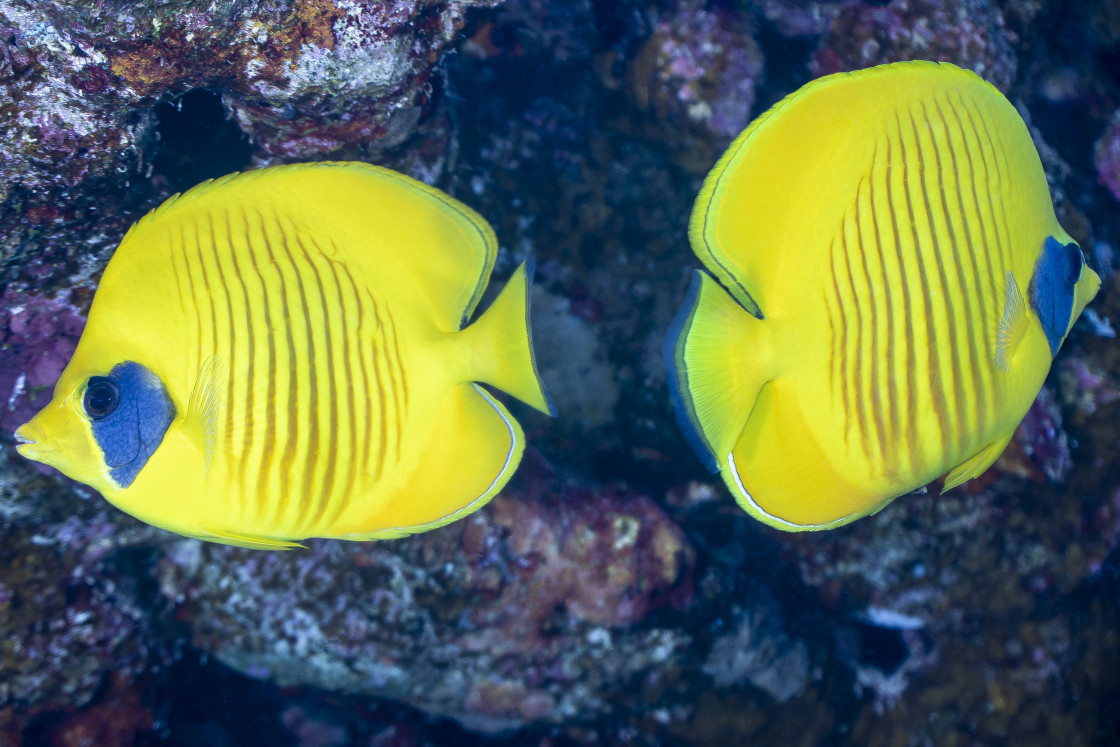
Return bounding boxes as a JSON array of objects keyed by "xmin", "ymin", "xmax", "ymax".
[
  {"xmin": 214, "ymin": 210, "xmax": 257, "ymax": 500},
  {"xmin": 369, "ymin": 292, "xmax": 405, "ymax": 460},
  {"xmin": 276, "ymin": 220, "xmax": 320, "ymax": 526},
  {"xmin": 193, "ymin": 220, "xmax": 220, "ymax": 384},
  {"xmin": 826, "ymin": 241, "xmax": 851, "ymax": 441},
  {"xmin": 386, "ymin": 312, "xmax": 409, "ymax": 414},
  {"xmin": 256, "ymin": 209, "xmax": 300, "ymax": 527},
  {"xmin": 967, "ymin": 99, "xmax": 1019, "ymax": 332},
  {"xmin": 178, "ymin": 221, "xmax": 204, "ymax": 378},
  {"xmin": 949, "ymin": 94, "xmax": 1006, "ymax": 411},
  {"xmin": 824, "ymin": 287, "xmax": 837, "ymax": 402},
  {"xmin": 925, "ymin": 99, "xmax": 986, "ymax": 436},
  {"xmin": 242, "ymin": 209, "xmax": 278, "ymax": 510},
  {"xmin": 957, "ymin": 92, "xmax": 1014, "ymax": 274},
  {"xmin": 344, "ymin": 269, "xmax": 387, "ymax": 479},
  {"xmin": 840, "ymin": 218, "xmax": 871, "ymax": 455},
  {"xmin": 168, "ymin": 238, "xmax": 187, "ymax": 314},
  {"xmin": 320, "ymin": 256, "xmax": 361, "ymax": 530},
  {"xmin": 858, "ymin": 174, "xmax": 897, "ymax": 473},
  {"xmin": 295, "ymin": 237, "xmax": 340, "ymax": 534},
  {"xmin": 897, "ymin": 112, "xmax": 952, "ymax": 457},
  {"xmin": 875, "ymin": 138, "xmax": 922, "ymax": 475},
  {"xmin": 938, "ymin": 97, "xmax": 1000, "ymax": 352},
  {"xmin": 204, "ymin": 214, "xmax": 238, "ymax": 472}
]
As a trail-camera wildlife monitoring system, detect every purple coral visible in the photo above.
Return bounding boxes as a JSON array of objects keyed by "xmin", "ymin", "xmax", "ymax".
[
  {"xmin": 1094, "ymin": 109, "xmax": 1120, "ymax": 204},
  {"xmin": 629, "ymin": 0, "xmax": 764, "ymax": 139},
  {"xmin": 0, "ymin": 289, "xmax": 86, "ymax": 435},
  {"xmin": 811, "ymin": 0, "xmax": 1018, "ymax": 91}
]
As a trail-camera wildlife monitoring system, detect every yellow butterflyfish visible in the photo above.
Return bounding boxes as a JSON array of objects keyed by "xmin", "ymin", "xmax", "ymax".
[
  {"xmin": 666, "ymin": 61, "xmax": 1101, "ymax": 531},
  {"xmin": 15, "ymin": 162, "xmax": 554, "ymax": 549}
]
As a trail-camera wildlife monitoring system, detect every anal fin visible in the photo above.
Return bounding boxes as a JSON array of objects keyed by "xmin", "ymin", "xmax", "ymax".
[
  {"xmin": 341, "ymin": 382, "xmax": 524, "ymax": 540},
  {"xmin": 193, "ymin": 529, "xmax": 305, "ymax": 551},
  {"xmin": 941, "ymin": 433, "xmax": 1013, "ymax": 492}
]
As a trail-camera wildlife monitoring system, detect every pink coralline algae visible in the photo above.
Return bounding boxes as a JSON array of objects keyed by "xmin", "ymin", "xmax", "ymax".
[
  {"xmin": 0, "ymin": 289, "xmax": 86, "ymax": 435},
  {"xmin": 810, "ymin": 0, "xmax": 1018, "ymax": 92},
  {"xmin": 1094, "ymin": 109, "xmax": 1120, "ymax": 204},
  {"xmin": 628, "ymin": 0, "xmax": 764, "ymax": 139},
  {"xmin": 0, "ymin": 0, "xmax": 499, "ymax": 284},
  {"xmin": 156, "ymin": 475, "xmax": 695, "ymax": 729}
]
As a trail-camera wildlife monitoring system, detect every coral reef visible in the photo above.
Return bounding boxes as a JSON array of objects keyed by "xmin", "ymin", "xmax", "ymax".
[
  {"xmin": 0, "ymin": 0, "xmax": 499, "ymax": 288},
  {"xmin": 810, "ymin": 0, "xmax": 1019, "ymax": 91},
  {"xmin": 3, "ymin": 0, "xmax": 1120, "ymax": 744},
  {"xmin": 0, "ymin": 289, "xmax": 87, "ymax": 435},
  {"xmin": 627, "ymin": 0, "xmax": 764, "ymax": 140},
  {"xmin": 1095, "ymin": 109, "xmax": 1120, "ymax": 203},
  {"xmin": 157, "ymin": 473, "xmax": 695, "ymax": 731},
  {"xmin": 0, "ymin": 501, "xmax": 164, "ymax": 719}
]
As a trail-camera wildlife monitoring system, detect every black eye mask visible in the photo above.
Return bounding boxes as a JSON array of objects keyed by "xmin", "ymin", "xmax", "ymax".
[{"xmin": 88, "ymin": 361, "xmax": 176, "ymax": 488}]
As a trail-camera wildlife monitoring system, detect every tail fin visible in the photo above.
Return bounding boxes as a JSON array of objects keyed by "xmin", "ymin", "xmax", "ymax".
[
  {"xmin": 665, "ymin": 270, "xmax": 771, "ymax": 472},
  {"xmin": 459, "ymin": 259, "xmax": 556, "ymax": 416}
]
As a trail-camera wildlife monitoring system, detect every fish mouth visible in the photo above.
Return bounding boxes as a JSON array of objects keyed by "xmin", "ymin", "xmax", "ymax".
[{"xmin": 12, "ymin": 424, "xmax": 47, "ymax": 461}]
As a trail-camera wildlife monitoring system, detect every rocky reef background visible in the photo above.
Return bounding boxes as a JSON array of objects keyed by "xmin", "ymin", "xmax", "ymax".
[{"xmin": 3, "ymin": 0, "xmax": 1120, "ymax": 745}]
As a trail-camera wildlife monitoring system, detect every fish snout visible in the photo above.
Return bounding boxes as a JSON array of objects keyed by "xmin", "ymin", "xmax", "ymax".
[{"xmin": 13, "ymin": 420, "xmax": 49, "ymax": 461}]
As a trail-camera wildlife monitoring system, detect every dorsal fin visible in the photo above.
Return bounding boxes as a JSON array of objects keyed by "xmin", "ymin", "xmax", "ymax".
[
  {"xmin": 185, "ymin": 355, "xmax": 225, "ymax": 474},
  {"xmin": 127, "ymin": 162, "xmax": 498, "ymax": 333}
]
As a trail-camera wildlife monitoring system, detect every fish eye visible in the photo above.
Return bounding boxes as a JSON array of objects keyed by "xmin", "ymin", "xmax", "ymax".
[
  {"xmin": 83, "ymin": 377, "xmax": 120, "ymax": 421},
  {"xmin": 1067, "ymin": 245, "xmax": 1084, "ymax": 285}
]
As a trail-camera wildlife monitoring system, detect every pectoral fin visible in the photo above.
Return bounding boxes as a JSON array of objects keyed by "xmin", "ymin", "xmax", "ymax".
[
  {"xmin": 185, "ymin": 355, "xmax": 225, "ymax": 474},
  {"xmin": 994, "ymin": 272, "xmax": 1027, "ymax": 374}
]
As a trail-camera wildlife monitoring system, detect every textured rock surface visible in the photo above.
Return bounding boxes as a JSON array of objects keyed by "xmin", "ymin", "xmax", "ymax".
[
  {"xmin": 157, "ymin": 475, "xmax": 697, "ymax": 731},
  {"xmin": 0, "ymin": 0, "xmax": 499, "ymax": 288}
]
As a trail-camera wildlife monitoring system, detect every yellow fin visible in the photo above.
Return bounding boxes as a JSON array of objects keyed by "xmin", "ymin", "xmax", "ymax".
[
  {"xmin": 665, "ymin": 270, "xmax": 772, "ymax": 472},
  {"xmin": 185, "ymin": 355, "xmax": 225, "ymax": 474},
  {"xmin": 133, "ymin": 162, "xmax": 499, "ymax": 331},
  {"xmin": 994, "ymin": 271, "xmax": 1027, "ymax": 374},
  {"xmin": 193, "ymin": 529, "xmax": 305, "ymax": 550},
  {"xmin": 458, "ymin": 260, "xmax": 555, "ymax": 416},
  {"xmin": 941, "ymin": 433, "xmax": 1013, "ymax": 492},
  {"xmin": 341, "ymin": 383, "xmax": 523, "ymax": 540}
]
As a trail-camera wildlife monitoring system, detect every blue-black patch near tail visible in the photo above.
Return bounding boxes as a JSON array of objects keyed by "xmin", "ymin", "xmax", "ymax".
[
  {"xmin": 89, "ymin": 361, "xmax": 177, "ymax": 488},
  {"xmin": 1029, "ymin": 236, "xmax": 1082, "ymax": 357},
  {"xmin": 663, "ymin": 270, "xmax": 721, "ymax": 473}
]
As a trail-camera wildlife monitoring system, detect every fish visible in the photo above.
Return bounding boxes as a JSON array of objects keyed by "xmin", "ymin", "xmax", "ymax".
[
  {"xmin": 665, "ymin": 61, "xmax": 1101, "ymax": 531},
  {"xmin": 15, "ymin": 162, "xmax": 555, "ymax": 549}
]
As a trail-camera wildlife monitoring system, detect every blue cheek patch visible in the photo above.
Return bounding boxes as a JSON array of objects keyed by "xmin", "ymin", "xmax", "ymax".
[
  {"xmin": 91, "ymin": 361, "xmax": 176, "ymax": 489},
  {"xmin": 1028, "ymin": 236, "xmax": 1080, "ymax": 358}
]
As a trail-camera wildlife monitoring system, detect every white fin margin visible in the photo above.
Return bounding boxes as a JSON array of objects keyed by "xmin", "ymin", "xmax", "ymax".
[
  {"xmin": 368, "ymin": 384, "xmax": 518, "ymax": 540},
  {"xmin": 463, "ymin": 383, "xmax": 518, "ymax": 510},
  {"xmin": 727, "ymin": 452, "xmax": 852, "ymax": 531}
]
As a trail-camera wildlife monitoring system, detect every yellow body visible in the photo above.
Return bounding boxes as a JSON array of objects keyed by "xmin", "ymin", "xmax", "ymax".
[
  {"xmin": 669, "ymin": 61, "xmax": 1100, "ymax": 531},
  {"xmin": 16, "ymin": 162, "xmax": 553, "ymax": 548}
]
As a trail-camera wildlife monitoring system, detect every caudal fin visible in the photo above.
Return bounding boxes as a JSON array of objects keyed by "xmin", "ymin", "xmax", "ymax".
[
  {"xmin": 665, "ymin": 270, "xmax": 771, "ymax": 472},
  {"xmin": 459, "ymin": 260, "xmax": 556, "ymax": 416}
]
